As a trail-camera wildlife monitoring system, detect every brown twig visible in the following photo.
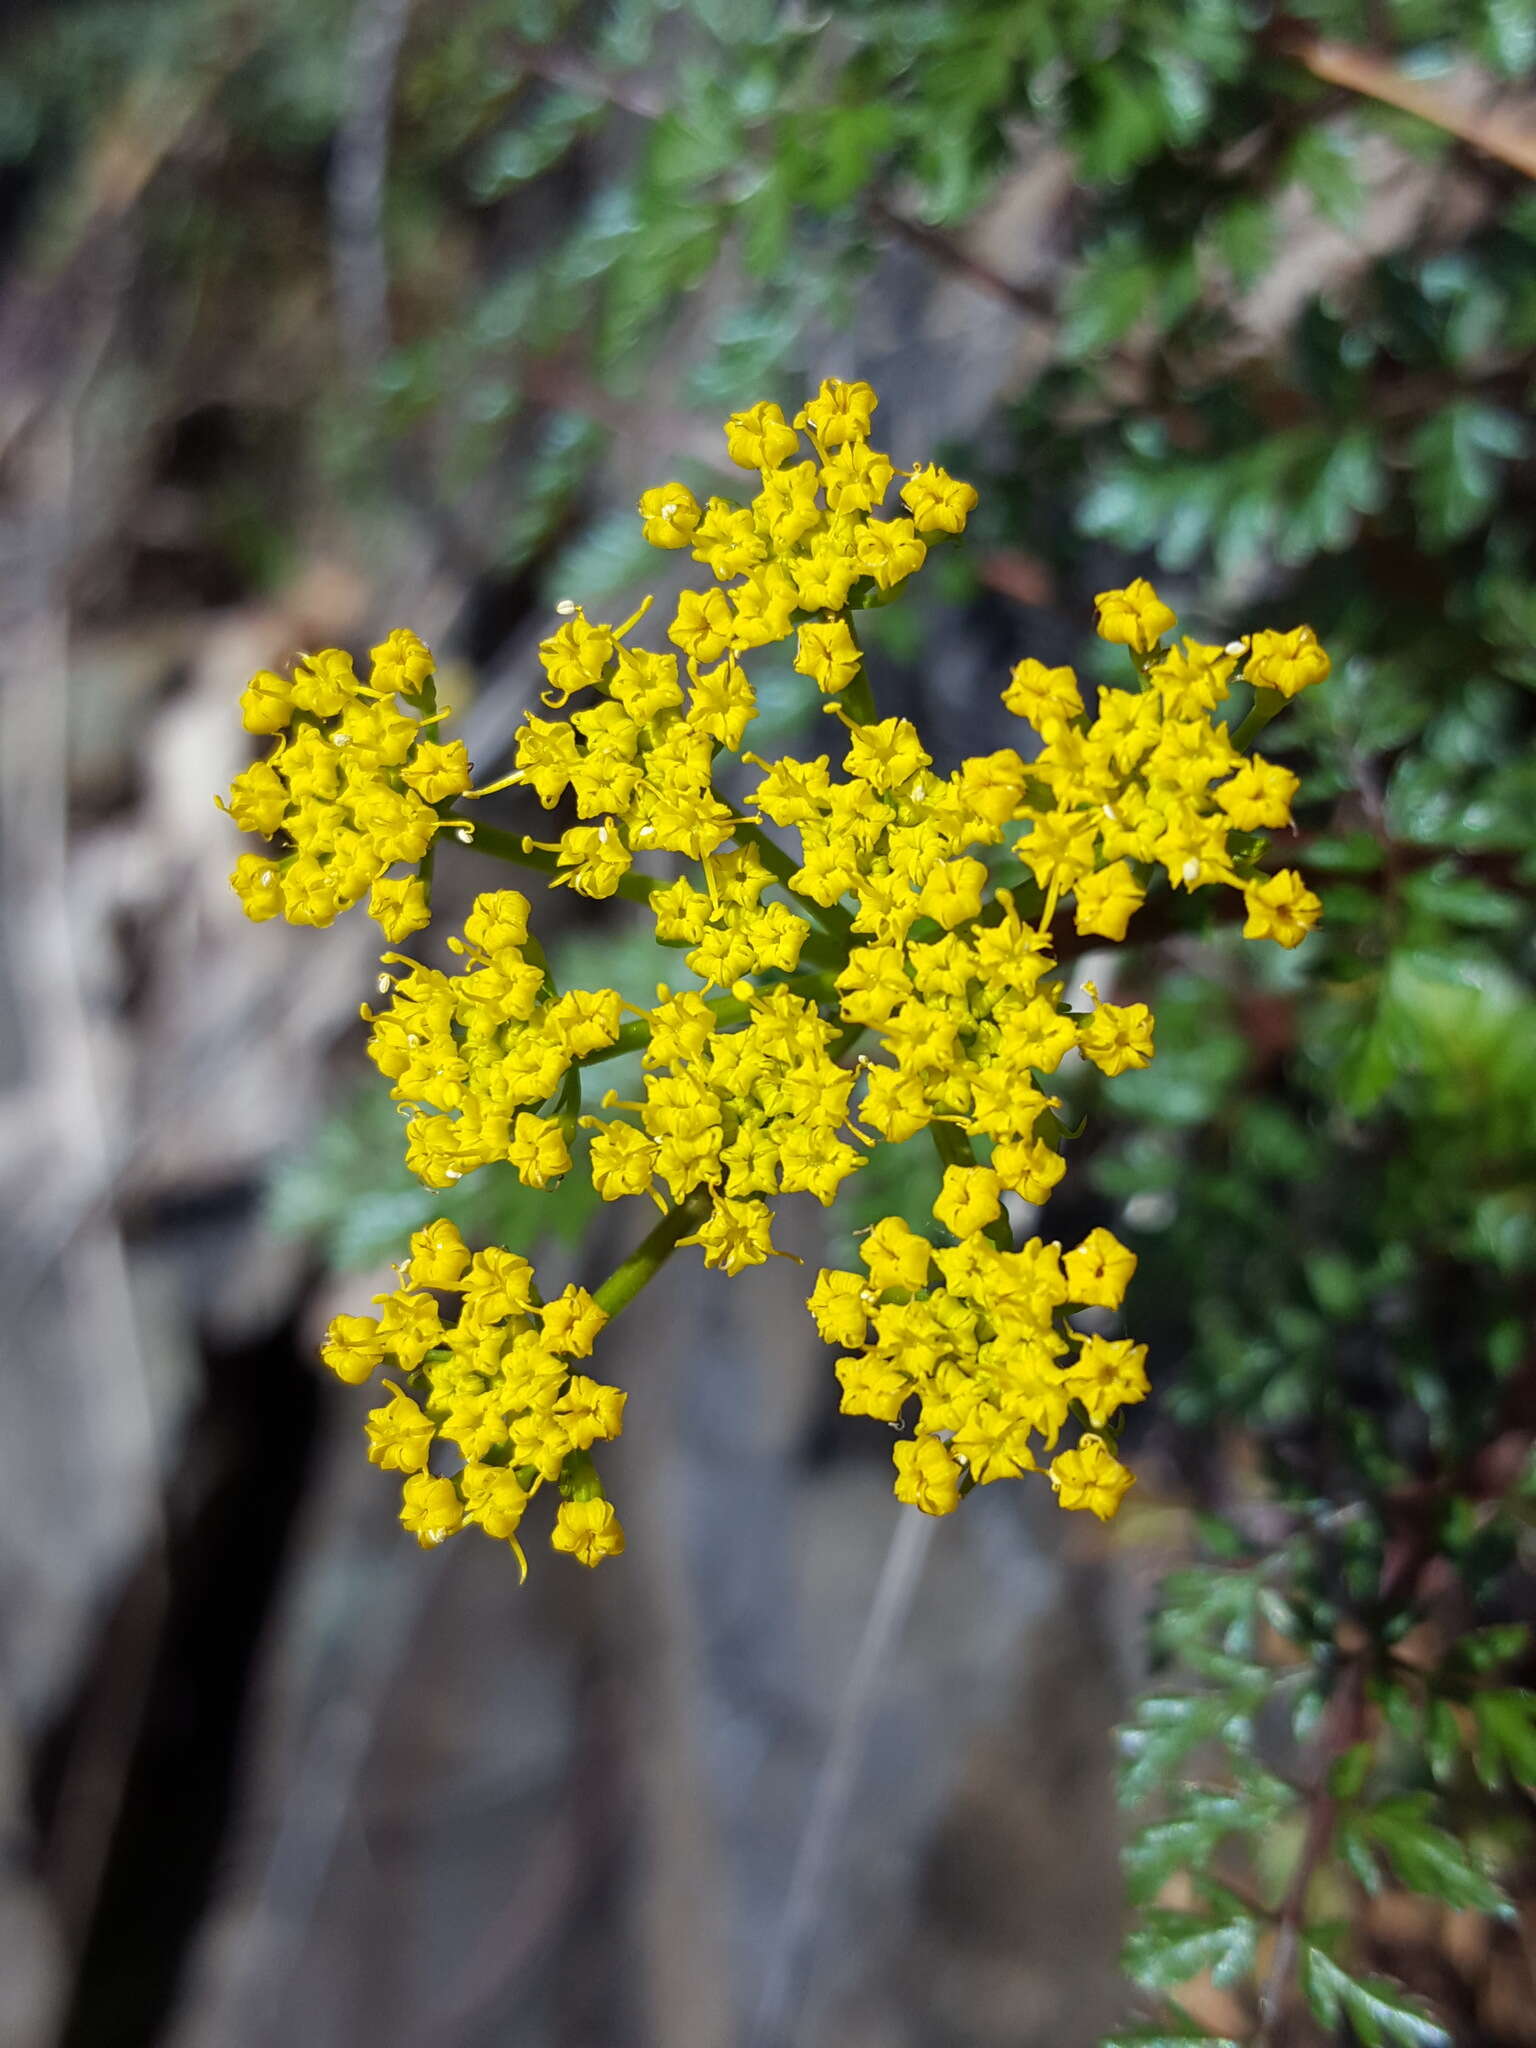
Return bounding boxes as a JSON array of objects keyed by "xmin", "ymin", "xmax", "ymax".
[
  {"xmin": 1281, "ymin": 36, "xmax": 1536, "ymax": 181},
  {"xmin": 1255, "ymin": 1657, "xmax": 1369, "ymax": 2043},
  {"xmin": 867, "ymin": 198, "xmax": 1055, "ymax": 319}
]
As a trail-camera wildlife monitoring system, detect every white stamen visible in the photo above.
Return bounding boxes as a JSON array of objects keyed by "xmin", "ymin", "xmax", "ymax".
[
  {"xmin": 1181, "ymin": 857, "xmax": 1201, "ymax": 884},
  {"xmin": 1225, "ymin": 640, "xmax": 1245, "ymax": 656},
  {"xmin": 376, "ymin": 974, "xmax": 392, "ymax": 994},
  {"xmin": 555, "ymin": 599, "xmax": 578, "ymax": 616},
  {"xmin": 597, "ymin": 826, "xmax": 610, "ymax": 844},
  {"xmin": 456, "ymin": 827, "xmax": 474, "ymax": 844}
]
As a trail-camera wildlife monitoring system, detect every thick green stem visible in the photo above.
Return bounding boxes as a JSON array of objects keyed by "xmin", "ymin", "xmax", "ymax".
[
  {"xmin": 928, "ymin": 1121, "xmax": 1013, "ymax": 1251},
  {"xmin": 840, "ymin": 612, "xmax": 877, "ymax": 726},
  {"xmin": 593, "ymin": 1187, "xmax": 710, "ymax": 1320},
  {"xmin": 733, "ymin": 820, "xmax": 854, "ymax": 944},
  {"xmin": 447, "ymin": 814, "xmax": 660, "ymax": 906},
  {"xmin": 1233, "ymin": 684, "xmax": 1285, "ymax": 753}
]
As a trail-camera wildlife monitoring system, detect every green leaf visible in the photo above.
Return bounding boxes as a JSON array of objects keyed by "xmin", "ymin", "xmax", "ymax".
[
  {"xmin": 1337, "ymin": 1814, "xmax": 1386, "ymax": 1895},
  {"xmin": 1063, "ymin": 231, "xmax": 1164, "ymax": 357},
  {"xmin": 1360, "ymin": 1795, "xmax": 1510, "ymax": 1915},
  {"xmin": 1329, "ymin": 1739, "xmax": 1373, "ymax": 1801},
  {"xmin": 1449, "ymin": 1623, "xmax": 1530, "ymax": 1674},
  {"xmin": 1400, "ymin": 864, "xmax": 1524, "ymax": 932},
  {"xmin": 1104, "ymin": 2020, "xmax": 1240, "ymax": 2048},
  {"xmin": 1302, "ymin": 1945, "xmax": 1451, "ymax": 2047},
  {"xmin": 1210, "ymin": 193, "xmax": 1273, "ymax": 286},
  {"xmin": 1117, "ymin": 1693, "xmax": 1246, "ymax": 1809},
  {"xmin": 1125, "ymin": 1771, "xmax": 1292, "ymax": 1906},
  {"xmin": 1289, "ymin": 126, "xmax": 1362, "ymax": 230},
  {"xmin": 1472, "ymin": 1690, "xmax": 1536, "ymax": 1790},
  {"xmin": 1124, "ymin": 1907, "xmax": 1257, "ymax": 1994},
  {"xmin": 1411, "ymin": 402, "xmax": 1528, "ymax": 547}
]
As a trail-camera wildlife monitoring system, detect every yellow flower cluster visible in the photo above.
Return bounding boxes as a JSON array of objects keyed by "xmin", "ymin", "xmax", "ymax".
[
  {"xmin": 365, "ymin": 888, "xmax": 621, "ymax": 1191},
  {"xmin": 224, "ymin": 379, "xmax": 1332, "ymax": 1571},
  {"xmin": 320, "ymin": 1217, "xmax": 626, "ymax": 1570},
  {"xmin": 1011, "ymin": 585, "xmax": 1325, "ymax": 948},
  {"xmin": 221, "ymin": 629, "xmax": 471, "ymax": 938},
  {"xmin": 810, "ymin": 1220, "xmax": 1145, "ymax": 1521},
  {"xmin": 586, "ymin": 984, "xmax": 861, "ymax": 1270}
]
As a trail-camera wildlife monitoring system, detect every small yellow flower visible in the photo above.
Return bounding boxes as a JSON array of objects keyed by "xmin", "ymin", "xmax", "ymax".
[
  {"xmin": 400, "ymin": 1472, "xmax": 463, "ymax": 1547},
  {"xmin": 807, "ymin": 1269, "xmax": 870, "ymax": 1349},
  {"xmin": 892, "ymin": 1434, "xmax": 962, "ymax": 1515},
  {"xmin": 638, "ymin": 482, "xmax": 702, "ymax": 548},
  {"xmin": 1048, "ymin": 1437, "xmax": 1134, "ymax": 1521},
  {"xmin": 1246, "ymin": 625, "xmax": 1330, "ymax": 699},
  {"xmin": 860, "ymin": 1216, "xmax": 933, "ymax": 1294},
  {"xmin": 1077, "ymin": 997, "xmax": 1155, "ymax": 1078},
  {"xmin": 1063, "ymin": 1337, "xmax": 1149, "ymax": 1427},
  {"xmin": 461, "ymin": 1462, "xmax": 530, "ymax": 1543},
  {"xmin": 407, "ymin": 1218, "xmax": 471, "ymax": 1291},
  {"xmin": 1215, "ymin": 758, "xmax": 1298, "ymax": 831},
  {"xmin": 798, "ymin": 376, "xmax": 877, "ymax": 449},
  {"xmin": 365, "ymin": 1383, "xmax": 435, "ymax": 1473},
  {"xmin": 932, "ymin": 1164, "xmax": 1003, "ymax": 1239},
  {"xmin": 369, "ymin": 874, "xmax": 432, "ymax": 943},
  {"xmin": 1093, "ymin": 579, "xmax": 1177, "ymax": 655},
  {"xmin": 370, "ymin": 629, "xmax": 435, "ymax": 697},
  {"xmin": 321, "ymin": 1314, "xmax": 385, "ymax": 1385},
  {"xmin": 1242, "ymin": 869, "xmax": 1323, "ymax": 948},
  {"xmin": 668, "ymin": 588, "xmax": 735, "ymax": 666},
  {"xmin": 1073, "ymin": 862, "xmax": 1145, "ymax": 942},
  {"xmin": 542, "ymin": 1286, "xmax": 609, "ymax": 1359},
  {"xmin": 900, "ymin": 463, "xmax": 977, "ymax": 535},
  {"xmin": 794, "ymin": 619, "xmax": 862, "ymax": 695},
  {"xmin": 230, "ymin": 853, "xmax": 285, "ymax": 922},
  {"xmin": 402, "ymin": 739, "xmax": 473, "ymax": 804},
  {"xmin": 239, "ymin": 669, "xmax": 294, "ymax": 735},
  {"xmin": 551, "ymin": 1496, "xmax": 627, "ymax": 1567},
  {"xmin": 723, "ymin": 400, "xmax": 800, "ymax": 471},
  {"xmin": 508, "ymin": 1112, "xmax": 572, "ymax": 1189},
  {"xmin": 1003, "ymin": 658, "xmax": 1083, "ymax": 729},
  {"xmin": 1064, "ymin": 1228, "xmax": 1137, "ymax": 1310}
]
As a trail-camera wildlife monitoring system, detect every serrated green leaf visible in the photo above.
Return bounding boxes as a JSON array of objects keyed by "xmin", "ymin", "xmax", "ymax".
[
  {"xmin": 1361, "ymin": 1795, "xmax": 1510, "ymax": 1915},
  {"xmin": 1063, "ymin": 231, "xmax": 1163, "ymax": 357},
  {"xmin": 1411, "ymin": 403, "xmax": 1528, "ymax": 546},
  {"xmin": 1124, "ymin": 1776, "xmax": 1287, "ymax": 1907},
  {"xmin": 1425, "ymin": 1696, "xmax": 1463, "ymax": 1786},
  {"xmin": 1337, "ymin": 1814, "xmax": 1385, "ymax": 1895},
  {"xmin": 1472, "ymin": 1690, "xmax": 1536, "ymax": 1790},
  {"xmin": 1450, "ymin": 1623, "xmax": 1530, "ymax": 1673},
  {"xmin": 1289, "ymin": 126, "xmax": 1362, "ymax": 231},
  {"xmin": 1124, "ymin": 1908, "xmax": 1258, "ymax": 1993},
  {"xmin": 1117, "ymin": 1693, "xmax": 1244, "ymax": 1809},
  {"xmin": 1330, "ymin": 1739, "xmax": 1373, "ymax": 1802},
  {"xmin": 1193, "ymin": 1512, "xmax": 1249, "ymax": 1562},
  {"xmin": 1302, "ymin": 1945, "xmax": 1451, "ymax": 2047},
  {"xmin": 1104, "ymin": 2022, "xmax": 1241, "ymax": 2048}
]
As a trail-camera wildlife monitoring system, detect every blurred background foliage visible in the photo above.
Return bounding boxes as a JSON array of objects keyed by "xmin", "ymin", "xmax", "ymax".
[{"xmin": 3, "ymin": 1, "xmax": 1535, "ymax": 2044}]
